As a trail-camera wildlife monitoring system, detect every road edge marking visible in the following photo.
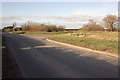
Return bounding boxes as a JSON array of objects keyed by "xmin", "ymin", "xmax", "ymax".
[{"xmin": 47, "ymin": 39, "xmax": 118, "ymax": 58}]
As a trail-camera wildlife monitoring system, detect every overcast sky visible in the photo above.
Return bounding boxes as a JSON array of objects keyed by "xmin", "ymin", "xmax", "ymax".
[{"xmin": 1, "ymin": 2, "xmax": 118, "ymax": 29}]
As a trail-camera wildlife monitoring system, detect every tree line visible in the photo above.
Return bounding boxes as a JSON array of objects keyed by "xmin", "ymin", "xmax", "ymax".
[
  {"xmin": 2, "ymin": 14, "xmax": 119, "ymax": 32},
  {"xmin": 80, "ymin": 14, "xmax": 119, "ymax": 31},
  {"xmin": 21, "ymin": 22, "xmax": 65, "ymax": 32},
  {"xmin": 3, "ymin": 22, "xmax": 65, "ymax": 32}
]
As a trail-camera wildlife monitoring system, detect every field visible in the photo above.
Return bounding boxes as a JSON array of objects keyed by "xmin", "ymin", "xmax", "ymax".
[
  {"xmin": 11, "ymin": 31, "xmax": 73, "ymax": 35},
  {"xmin": 49, "ymin": 31, "xmax": 118, "ymax": 54},
  {"xmin": 77, "ymin": 31, "xmax": 118, "ymax": 41}
]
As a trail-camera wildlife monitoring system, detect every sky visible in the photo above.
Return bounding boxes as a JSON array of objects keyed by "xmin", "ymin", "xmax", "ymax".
[{"xmin": 1, "ymin": 2, "xmax": 118, "ymax": 29}]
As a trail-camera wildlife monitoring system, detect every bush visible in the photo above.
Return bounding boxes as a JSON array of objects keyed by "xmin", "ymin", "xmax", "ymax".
[{"xmin": 21, "ymin": 22, "xmax": 65, "ymax": 32}]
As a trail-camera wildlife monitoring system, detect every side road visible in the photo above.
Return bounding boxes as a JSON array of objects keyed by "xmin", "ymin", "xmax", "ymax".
[{"xmin": 24, "ymin": 34, "xmax": 118, "ymax": 66}]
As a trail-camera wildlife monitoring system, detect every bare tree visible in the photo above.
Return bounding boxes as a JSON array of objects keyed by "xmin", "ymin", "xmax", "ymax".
[
  {"xmin": 13, "ymin": 22, "xmax": 16, "ymax": 27},
  {"xmin": 81, "ymin": 19, "xmax": 103, "ymax": 31},
  {"xmin": 103, "ymin": 14, "xmax": 117, "ymax": 31}
]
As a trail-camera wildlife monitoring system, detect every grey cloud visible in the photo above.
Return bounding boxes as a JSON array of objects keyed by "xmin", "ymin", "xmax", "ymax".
[
  {"xmin": 2, "ymin": 16, "xmax": 22, "ymax": 21},
  {"xmin": 1, "ymin": 14, "xmax": 103, "ymax": 29},
  {"xmin": 42, "ymin": 14, "xmax": 102, "ymax": 23},
  {"xmin": 40, "ymin": 14, "xmax": 103, "ymax": 29}
]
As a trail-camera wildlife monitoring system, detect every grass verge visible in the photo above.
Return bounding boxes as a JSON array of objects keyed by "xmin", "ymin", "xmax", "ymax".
[
  {"xmin": 49, "ymin": 35, "xmax": 118, "ymax": 54},
  {"xmin": 24, "ymin": 31, "xmax": 73, "ymax": 35},
  {"xmin": 11, "ymin": 31, "xmax": 26, "ymax": 34},
  {"xmin": 75, "ymin": 30, "xmax": 118, "ymax": 41}
]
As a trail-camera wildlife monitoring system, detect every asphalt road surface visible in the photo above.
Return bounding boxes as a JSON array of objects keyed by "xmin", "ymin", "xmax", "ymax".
[{"xmin": 3, "ymin": 33, "xmax": 118, "ymax": 78}]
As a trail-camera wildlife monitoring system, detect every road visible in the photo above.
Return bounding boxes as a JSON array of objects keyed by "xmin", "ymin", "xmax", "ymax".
[{"xmin": 3, "ymin": 33, "xmax": 118, "ymax": 78}]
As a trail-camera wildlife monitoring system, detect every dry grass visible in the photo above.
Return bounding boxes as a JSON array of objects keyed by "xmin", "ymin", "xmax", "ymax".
[{"xmin": 49, "ymin": 31, "xmax": 118, "ymax": 54}]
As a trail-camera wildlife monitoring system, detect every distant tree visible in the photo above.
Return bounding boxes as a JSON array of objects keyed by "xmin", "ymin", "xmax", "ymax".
[
  {"xmin": 81, "ymin": 20, "xmax": 104, "ymax": 31},
  {"xmin": 3, "ymin": 26, "xmax": 14, "ymax": 32},
  {"xmin": 47, "ymin": 25, "xmax": 57, "ymax": 32},
  {"xmin": 22, "ymin": 23, "xmax": 30, "ymax": 31},
  {"xmin": 19, "ymin": 27, "xmax": 22, "ymax": 30},
  {"xmin": 14, "ymin": 27, "xmax": 22, "ymax": 31},
  {"xmin": 21, "ymin": 22, "xmax": 65, "ymax": 32},
  {"xmin": 57, "ymin": 26, "xmax": 65, "ymax": 31},
  {"xmin": 103, "ymin": 14, "xmax": 118, "ymax": 31},
  {"xmin": 13, "ymin": 22, "xmax": 16, "ymax": 28}
]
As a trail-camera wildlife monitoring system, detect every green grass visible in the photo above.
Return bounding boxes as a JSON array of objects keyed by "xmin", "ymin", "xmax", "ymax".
[
  {"xmin": 11, "ymin": 30, "xmax": 118, "ymax": 54},
  {"xmin": 24, "ymin": 31, "xmax": 73, "ymax": 35},
  {"xmin": 11, "ymin": 31, "xmax": 73, "ymax": 35},
  {"xmin": 49, "ymin": 35, "xmax": 118, "ymax": 54},
  {"xmin": 11, "ymin": 31, "xmax": 26, "ymax": 34}
]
